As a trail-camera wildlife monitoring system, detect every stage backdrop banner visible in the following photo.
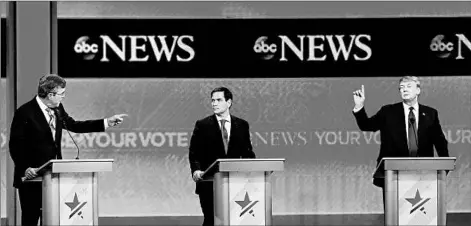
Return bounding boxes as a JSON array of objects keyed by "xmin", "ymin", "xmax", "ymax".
[{"xmin": 1, "ymin": 18, "xmax": 471, "ymax": 218}]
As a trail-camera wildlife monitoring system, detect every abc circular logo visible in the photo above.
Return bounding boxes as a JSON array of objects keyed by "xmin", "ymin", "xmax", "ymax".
[
  {"xmin": 253, "ymin": 36, "xmax": 277, "ymax": 60},
  {"xmin": 430, "ymin": 35, "xmax": 453, "ymax": 58},
  {"xmin": 74, "ymin": 36, "xmax": 98, "ymax": 60}
]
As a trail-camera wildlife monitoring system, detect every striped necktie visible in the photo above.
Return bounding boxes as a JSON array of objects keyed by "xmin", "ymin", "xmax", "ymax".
[{"xmin": 46, "ymin": 108, "xmax": 56, "ymax": 139}]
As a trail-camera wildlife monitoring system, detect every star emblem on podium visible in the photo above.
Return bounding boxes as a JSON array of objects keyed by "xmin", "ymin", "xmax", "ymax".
[
  {"xmin": 65, "ymin": 193, "xmax": 87, "ymax": 219},
  {"xmin": 406, "ymin": 189, "xmax": 431, "ymax": 215},
  {"xmin": 235, "ymin": 192, "xmax": 259, "ymax": 217}
]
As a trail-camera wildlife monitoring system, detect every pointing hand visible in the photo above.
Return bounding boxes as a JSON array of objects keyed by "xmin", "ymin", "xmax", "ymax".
[
  {"xmin": 353, "ymin": 85, "xmax": 365, "ymax": 109},
  {"xmin": 107, "ymin": 114, "xmax": 128, "ymax": 127}
]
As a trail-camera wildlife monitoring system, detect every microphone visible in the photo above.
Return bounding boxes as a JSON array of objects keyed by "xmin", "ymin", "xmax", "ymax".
[{"xmin": 53, "ymin": 108, "xmax": 81, "ymax": 160}]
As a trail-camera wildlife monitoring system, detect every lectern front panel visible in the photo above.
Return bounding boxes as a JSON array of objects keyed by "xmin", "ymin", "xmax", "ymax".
[
  {"xmin": 214, "ymin": 173, "xmax": 230, "ymax": 226},
  {"xmin": 398, "ymin": 171, "xmax": 438, "ymax": 225},
  {"xmin": 228, "ymin": 172, "xmax": 266, "ymax": 225},
  {"xmin": 59, "ymin": 172, "xmax": 94, "ymax": 225},
  {"xmin": 42, "ymin": 172, "xmax": 60, "ymax": 225}
]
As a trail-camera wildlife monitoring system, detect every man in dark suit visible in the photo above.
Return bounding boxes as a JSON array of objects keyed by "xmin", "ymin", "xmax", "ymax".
[
  {"xmin": 9, "ymin": 74, "xmax": 127, "ymax": 225},
  {"xmin": 352, "ymin": 76, "xmax": 449, "ymax": 208},
  {"xmin": 189, "ymin": 87, "xmax": 256, "ymax": 226}
]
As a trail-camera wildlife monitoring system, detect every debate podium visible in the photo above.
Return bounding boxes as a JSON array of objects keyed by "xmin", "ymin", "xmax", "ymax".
[
  {"xmin": 202, "ymin": 158, "xmax": 285, "ymax": 226},
  {"xmin": 24, "ymin": 159, "xmax": 113, "ymax": 225},
  {"xmin": 374, "ymin": 157, "xmax": 456, "ymax": 226}
]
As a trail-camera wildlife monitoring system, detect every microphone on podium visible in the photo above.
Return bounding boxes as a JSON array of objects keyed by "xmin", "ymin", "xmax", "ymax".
[{"xmin": 53, "ymin": 108, "xmax": 81, "ymax": 160}]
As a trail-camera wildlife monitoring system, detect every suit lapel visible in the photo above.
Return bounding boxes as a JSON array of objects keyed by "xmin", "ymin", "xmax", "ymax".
[
  {"xmin": 227, "ymin": 115, "xmax": 238, "ymax": 154},
  {"xmin": 54, "ymin": 109, "xmax": 62, "ymax": 144},
  {"xmin": 417, "ymin": 104, "xmax": 426, "ymax": 148},
  {"xmin": 32, "ymin": 98, "xmax": 52, "ymax": 138},
  {"xmin": 32, "ymin": 98, "xmax": 55, "ymax": 140},
  {"xmin": 211, "ymin": 115, "xmax": 226, "ymax": 156},
  {"xmin": 397, "ymin": 103, "xmax": 409, "ymax": 152}
]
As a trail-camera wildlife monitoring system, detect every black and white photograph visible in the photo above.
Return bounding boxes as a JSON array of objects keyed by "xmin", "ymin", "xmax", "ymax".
[{"xmin": 1, "ymin": 1, "xmax": 470, "ymax": 226}]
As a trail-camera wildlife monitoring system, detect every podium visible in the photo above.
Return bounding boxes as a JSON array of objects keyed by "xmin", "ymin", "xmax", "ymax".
[
  {"xmin": 374, "ymin": 157, "xmax": 456, "ymax": 226},
  {"xmin": 24, "ymin": 159, "xmax": 113, "ymax": 225},
  {"xmin": 202, "ymin": 158, "xmax": 285, "ymax": 226}
]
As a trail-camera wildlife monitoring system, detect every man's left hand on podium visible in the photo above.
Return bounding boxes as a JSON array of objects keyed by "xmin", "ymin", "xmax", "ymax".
[
  {"xmin": 22, "ymin": 167, "xmax": 39, "ymax": 181},
  {"xmin": 192, "ymin": 170, "xmax": 204, "ymax": 182}
]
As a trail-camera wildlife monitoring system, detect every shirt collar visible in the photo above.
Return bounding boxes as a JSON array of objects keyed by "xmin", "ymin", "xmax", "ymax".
[
  {"xmin": 215, "ymin": 114, "xmax": 231, "ymax": 123},
  {"xmin": 36, "ymin": 95, "xmax": 50, "ymax": 112},
  {"xmin": 403, "ymin": 102, "xmax": 419, "ymax": 112}
]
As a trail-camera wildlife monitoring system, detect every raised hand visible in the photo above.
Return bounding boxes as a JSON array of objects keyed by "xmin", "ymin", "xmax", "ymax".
[{"xmin": 353, "ymin": 85, "xmax": 365, "ymax": 109}]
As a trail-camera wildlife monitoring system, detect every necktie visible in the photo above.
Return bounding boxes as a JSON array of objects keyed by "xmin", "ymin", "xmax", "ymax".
[
  {"xmin": 46, "ymin": 108, "xmax": 56, "ymax": 140},
  {"xmin": 220, "ymin": 119, "xmax": 228, "ymax": 153},
  {"xmin": 408, "ymin": 107, "xmax": 418, "ymax": 157}
]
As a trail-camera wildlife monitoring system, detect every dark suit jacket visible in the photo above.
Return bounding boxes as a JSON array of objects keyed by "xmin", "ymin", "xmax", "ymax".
[
  {"xmin": 189, "ymin": 114, "xmax": 256, "ymax": 194},
  {"xmin": 9, "ymin": 97, "xmax": 105, "ymax": 188},
  {"xmin": 353, "ymin": 102, "xmax": 449, "ymax": 187}
]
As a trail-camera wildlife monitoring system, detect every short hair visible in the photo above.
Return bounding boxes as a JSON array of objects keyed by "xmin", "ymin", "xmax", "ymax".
[
  {"xmin": 211, "ymin": 87, "xmax": 233, "ymax": 102},
  {"xmin": 37, "ymin": 74, "xmax": 67, "ymax": 98},
  {"xmin": 399, "ymin": 75, "xmax": 421, "ymax": 88}
]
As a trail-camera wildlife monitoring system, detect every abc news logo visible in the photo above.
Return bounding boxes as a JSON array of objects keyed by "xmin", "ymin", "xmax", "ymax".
[
  {"xmin": 253, "ymin": 34, "xmax": 372, "ymax": 61},
  {"xmin": 253, "ymin": 37, "xmax": 277, "ymax": 60},
  {"xmin": 73, "ymin": 35, "xmax": 195, "ymax": 62},
  {"xmin": 430, "ymin": 34, "xmax": 471, "ymax": 59},
  {"xmin": 74, "ymin": 36, "xmax": 98, "ymax": 60},
  {"xmin": 74, "ymin": 37, "xmax": 98, "ymax": 54}
]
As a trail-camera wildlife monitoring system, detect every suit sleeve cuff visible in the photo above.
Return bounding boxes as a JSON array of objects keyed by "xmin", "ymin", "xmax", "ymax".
[{"xmin": 353, "ymin": 106, "xmax": 363, "ymax": 113}]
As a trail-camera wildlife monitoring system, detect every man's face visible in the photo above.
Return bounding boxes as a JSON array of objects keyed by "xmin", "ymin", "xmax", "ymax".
[
  {"xmin": 399, "ymin": 81, "xmax": 420, "ymax": 101},
  {"xmin": 47, "ymin": 87, "xmax": 66, "ymax": 107},
  {"xmin": 211, "ymin": 91, "xmax": 231, "ymax": 115}
]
